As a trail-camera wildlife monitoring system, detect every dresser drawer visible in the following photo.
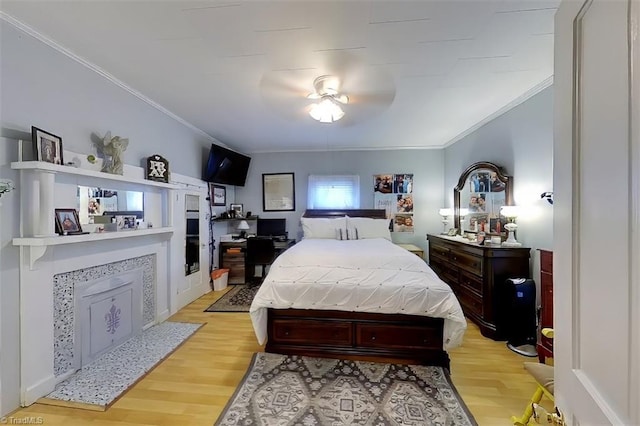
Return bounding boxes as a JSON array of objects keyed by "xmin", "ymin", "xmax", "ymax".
[
  {"xmin": 451, "ymin": 250, "xmax": 483, "ymax": 277},
  {"xmin": 429, "ymin": 249, "xmax": 449, "ymax": 266},
  {"xmin": 356, "ymin": 324, "xmax": 441, "ymax": 349},
  {"xmin": 459, "ymin": 269, "xmax": 483, "ymax": 295},
  {"xmin": 429, "ymin": 244, "xmax": 450, "ymax": 259},
  {"xmin": 457, "ymin": 289, "xmax": 483, "ymax": 317},
  {"xmin": 270, "ymin": 319, "xmax": 352, "ymax": 346}
]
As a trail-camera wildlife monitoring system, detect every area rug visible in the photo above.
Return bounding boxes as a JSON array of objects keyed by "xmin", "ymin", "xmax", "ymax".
[
  {"xmin": 215, "ymin": 352, "xmax": 477, "ymax": 426},
  {"xmin": 205, "ymin": 285, "xmax": 259, "ymax": 312},
  {"xmin": 39, "ymin": 321, "xmax": 203, "ymax": 411}
]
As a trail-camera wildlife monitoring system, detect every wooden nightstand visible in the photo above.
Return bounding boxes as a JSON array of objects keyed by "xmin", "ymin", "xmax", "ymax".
[{"xmin": 395, "ymin": 243, "xmax": 424, "ymax": 259}]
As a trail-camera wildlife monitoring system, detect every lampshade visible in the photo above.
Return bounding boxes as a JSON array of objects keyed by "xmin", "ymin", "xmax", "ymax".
[
  {"xmin": 501, "ymin": 205, "xmax": 520, "ymax": 219},
  {"xmin": 237, "ymin": 220, "xmax": 250, "ymax": 231},
  {"xmin": 459, "ymin": 208, "xmax": 470, "ymax": 217},
  {"xmin": 309, "ymin": 97, "xmax": 345, "ymax": 123},
  {"xmin": 439, "ymin": 208, "xmax": 453, "ymax": 217}
]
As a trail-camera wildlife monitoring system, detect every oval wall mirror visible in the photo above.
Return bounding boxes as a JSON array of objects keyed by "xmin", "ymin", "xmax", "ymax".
[{"xmin": 453, "ymin": 162, "xmax": 512, "ymax": 239}]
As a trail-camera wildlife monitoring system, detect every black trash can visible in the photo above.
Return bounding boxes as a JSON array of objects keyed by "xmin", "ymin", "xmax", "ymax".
[{"xmin": 498, "ymin": 278, "xmax": 538, "ymax": 357}]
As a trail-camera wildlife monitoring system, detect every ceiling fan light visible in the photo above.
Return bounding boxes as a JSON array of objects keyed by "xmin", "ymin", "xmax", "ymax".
[{"xmin": 309, "ymin": 97, "xmax": 345, "ymax": 123}]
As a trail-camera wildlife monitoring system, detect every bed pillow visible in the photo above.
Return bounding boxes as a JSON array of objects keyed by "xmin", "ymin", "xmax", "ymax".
[
  {"xmin": 347, "ymin": 217, "xmax": 392, "ymax": 241},
  {"xmin": 301, "ymin": 216, "xmax": 347, "ymax": 239}
]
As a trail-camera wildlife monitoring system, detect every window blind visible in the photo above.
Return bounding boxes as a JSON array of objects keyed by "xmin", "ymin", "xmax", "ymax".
[{"xmin": 307, "ymin": 175, "xmax": 360, "ymax": 209}]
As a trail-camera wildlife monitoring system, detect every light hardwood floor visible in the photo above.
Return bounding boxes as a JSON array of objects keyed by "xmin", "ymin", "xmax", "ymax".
[{"xmin": 7, "ymin": 289, "xmax": 551, "ymax": 425}]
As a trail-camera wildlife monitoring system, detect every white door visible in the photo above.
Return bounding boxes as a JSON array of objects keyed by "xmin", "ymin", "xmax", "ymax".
[{"xmin": 554, "ymin": 0, "xmax": 639, "ymax": 424}]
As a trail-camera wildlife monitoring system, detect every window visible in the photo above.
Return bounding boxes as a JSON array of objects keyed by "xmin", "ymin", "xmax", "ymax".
[{"xmin": 307, "ymin": 175, "xmax": 360, "ymax": 209}]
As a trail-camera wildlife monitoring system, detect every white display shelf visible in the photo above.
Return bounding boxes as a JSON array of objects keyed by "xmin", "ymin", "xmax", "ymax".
[
  {"xmin": 13, "ymin": 227, "xmax": 174, "ymax": 269},
  {"xmin": 11, "ymin": 161, "xmax": 179, "ymax": 189}
]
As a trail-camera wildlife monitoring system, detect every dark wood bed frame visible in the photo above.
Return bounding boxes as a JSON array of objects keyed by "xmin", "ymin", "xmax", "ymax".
[{"xmin": 264, "ymin": 209, "xmax": 451, "ymax": 369}]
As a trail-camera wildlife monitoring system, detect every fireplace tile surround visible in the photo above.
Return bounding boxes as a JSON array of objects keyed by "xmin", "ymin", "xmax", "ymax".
[{"xmin": 53, "ymin": 255, "xmax": 156, "ymax": 377}]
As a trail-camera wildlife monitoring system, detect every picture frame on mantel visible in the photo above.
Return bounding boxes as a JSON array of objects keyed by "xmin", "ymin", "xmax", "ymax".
[
  {"xmin": 54, "ymin": 208, "xmax": 82, "ymax": 235},
  {"xmin": 146, "ymin": 154, "xmax": 169, "ymax": 183},
  {"xmin": 263, "ymin": 173, "xmax": 295, "ymax": 212},
  {"xmin": 32, "ymin": 126, "xmax": 63, "ymax": 165}
]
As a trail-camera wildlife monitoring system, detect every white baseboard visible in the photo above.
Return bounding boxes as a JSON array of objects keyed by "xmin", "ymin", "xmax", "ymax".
[
  {"xmin": 156, "ymin": 309, "xmax": 170, "ymax": 323},
  {"xmin": 21, "ymin": 374, "xmax": 56, "ymax": 406}
]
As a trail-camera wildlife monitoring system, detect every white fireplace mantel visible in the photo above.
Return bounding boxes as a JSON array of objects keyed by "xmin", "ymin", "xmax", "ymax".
[
  {"xmin": 11, "ymin": 159, "xmax": 178, "ymax": 268},
  {"xmin": 13, "ymin": 227, "xmax": 174, "ymax": 269},
  {"xmin": 11, "ymin": 161, "xmax": 178, "ymax": 189},
  {"xmin": 11, "ymin": 155, "xmax": 192, "ymax": 406}
]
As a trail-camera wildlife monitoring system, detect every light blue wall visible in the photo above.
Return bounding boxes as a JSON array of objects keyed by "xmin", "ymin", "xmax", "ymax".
[
  {"xmin": 0, "ymin": 23, "xmax": 213, "ymax": 177},
  {"xmin": 444, "ymin": 86, "xmax": 554, "ymax": 284},
  {"xmin": 235, "ymin": 149, "xmax": 445, "ymax": 249}
]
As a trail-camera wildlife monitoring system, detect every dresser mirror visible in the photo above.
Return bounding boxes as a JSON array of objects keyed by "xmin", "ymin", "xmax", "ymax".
[
  {"xmin": 453, "ymin": 162, "xmax": 512, "ymax": 238},
  {"xmin": 77, "ymin": 186, "xmax": 144, "ymax": 225}
]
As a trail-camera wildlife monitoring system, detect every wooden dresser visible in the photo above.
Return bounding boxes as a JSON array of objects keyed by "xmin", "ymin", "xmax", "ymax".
[
  {"xmin": 538, "ymin": 249, "xmax": 554, "ymax": 362},
  {"xmin": 427, "ymin": 234, "xmax": 531, "ymax": 340}
]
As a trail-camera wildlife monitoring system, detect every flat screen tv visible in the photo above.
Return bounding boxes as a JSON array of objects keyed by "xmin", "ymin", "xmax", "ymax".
[{"xmin": 203, "ymin": 143, "xmax": 251, "ymax": 186}]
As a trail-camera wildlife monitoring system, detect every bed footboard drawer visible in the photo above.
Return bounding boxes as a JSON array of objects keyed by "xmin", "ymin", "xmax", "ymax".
[
  {"xmin": 270, "ymin": 319, "xmax": 352, "ymax": 345},
  {"xmin": 355, "ymin": 324, "xmax": 442, "ymax": 349}
]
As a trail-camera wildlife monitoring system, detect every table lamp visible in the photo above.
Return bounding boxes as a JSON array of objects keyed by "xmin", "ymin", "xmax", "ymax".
[
  {"xmin": 500, "ymin": 206, "xmax": 522, "ymax": 247},
  {"xmin": 439, "ymin": 208, "xmax": 453, "ymax": 234},
  {"xmin": 237, "ymin": 220, "xmax": 250, "ymax": 239}
]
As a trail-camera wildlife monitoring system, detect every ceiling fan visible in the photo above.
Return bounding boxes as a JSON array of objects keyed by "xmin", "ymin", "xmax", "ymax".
[
  {"xmin": 306, "ymin": 75, "xmax": 349, "ymax": 123},
  {"xmin": 258, "ymin": 53, "xmax": 396, "ymax": 126}
]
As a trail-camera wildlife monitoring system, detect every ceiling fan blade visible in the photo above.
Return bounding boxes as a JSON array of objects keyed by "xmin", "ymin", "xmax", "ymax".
[
  {"xmin": 334, "ymin": 94, "xmax": 349, "ymax": 104},
  {"xmin": 348, "ymin": 91, "xmax": 395, "ymax": 107}
]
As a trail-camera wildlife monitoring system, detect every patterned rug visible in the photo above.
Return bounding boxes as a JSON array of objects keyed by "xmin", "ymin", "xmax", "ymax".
[
  {"xmin": 215, "ymin": 352, "xmax": 477, "ymax": 426},
  {"xmin": 205, "ymin": 285, "xmax": 260, "ymax": 312}
]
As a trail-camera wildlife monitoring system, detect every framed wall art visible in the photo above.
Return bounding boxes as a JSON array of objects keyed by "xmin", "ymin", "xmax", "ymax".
[
  {"xmin": 210, "ymin": 183, "xmax": 226, "ymax": 206},
  {"xmin": 262, "ymin": 173, "xmax": 295, "ymax": 212},
  {"xmin": 32, "ymin": 126, "xmax": 63, "ymax": 165}
]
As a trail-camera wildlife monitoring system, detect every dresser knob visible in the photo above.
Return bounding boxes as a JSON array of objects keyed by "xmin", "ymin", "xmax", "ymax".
[
  {"xmin": 371, "ymin": 335, "xmax": 376, "ymax": 341},
  {"xmin": 284, "ymin": 330, "xmax": 290, "ymax": 336}
]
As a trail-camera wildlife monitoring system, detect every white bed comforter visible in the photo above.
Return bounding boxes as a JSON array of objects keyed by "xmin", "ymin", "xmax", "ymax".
[{"xmin": 250, "ymin": 238, "xmax": 466, "ymax": 349}]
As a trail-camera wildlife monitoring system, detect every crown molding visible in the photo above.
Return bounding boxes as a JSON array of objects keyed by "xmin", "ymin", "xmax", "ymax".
[
  {"xmin": 0, "ymin": 12, "xmax": 217, "ymax": 143},
  {"xmin": 443, "ymin": 76, "xmax": 554, "ymax": 148}
]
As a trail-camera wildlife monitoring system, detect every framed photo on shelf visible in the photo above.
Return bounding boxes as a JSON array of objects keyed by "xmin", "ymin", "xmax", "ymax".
[
  {"xmin": 262, "ymin": 172, "xmax": 295, "ymax": 212},
  {"xmin": 230, "ymin": 203, "xmax": 243, "ymax": 218},
  {"xmin": 32, "ymin": 126, "xmax": 63, "ymax": 165},
  {"xmin": 209, "ymin": 183, "xmax": 226, "ymax": 206},
  {"xmin": 54, "ymin": 208, "xmax": 82, "ymax": 235}
]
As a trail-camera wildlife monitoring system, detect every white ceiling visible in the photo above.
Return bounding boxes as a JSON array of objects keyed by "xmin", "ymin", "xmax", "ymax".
[{"xmin": 1, "ymin": 0, "xmax": 558, "ymax": 154}]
